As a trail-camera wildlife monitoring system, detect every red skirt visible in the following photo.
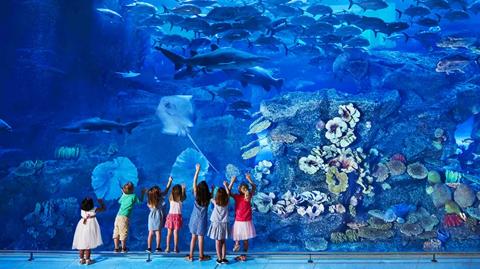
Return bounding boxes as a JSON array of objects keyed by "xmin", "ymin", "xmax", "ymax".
[{"xmin": 165, "ymin": 214, "xmax": 182, "ymax": 230}]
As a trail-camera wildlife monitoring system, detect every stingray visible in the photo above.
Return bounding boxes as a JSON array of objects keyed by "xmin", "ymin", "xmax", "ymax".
[{"xmin": 156, "ymin": 95, "xmax": 218, "ymax": 172}]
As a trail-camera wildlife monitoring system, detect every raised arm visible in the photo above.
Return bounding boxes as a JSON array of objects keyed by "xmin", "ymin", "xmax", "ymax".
[
  {"xmin": 95, "ymin": 198, "xmax": 106, "ymax": 213},
  {"xmin": 181, "ymin": 184, "xmax": 187, "ymax": 201},
  {"xmin": 139, "ymin": 188, "xmax": 147, "ymax": 203},
  {"xmin": 245, "ymin": 172, "xmax": 256, "ymax": 195},
  {"xmin": 223, "ymin": 181, "xmax": 231, "ymax": 197},
  {"xmin": 161, "ymin": 176, "xmax": 173, "ymax": 196},
  {"xmin": 193, "ymin": 163, "xmax": 201, "ymax": 196},
  {"xmin": 227, "ymin": 176, "xmax": 236, "ymax": 197}
]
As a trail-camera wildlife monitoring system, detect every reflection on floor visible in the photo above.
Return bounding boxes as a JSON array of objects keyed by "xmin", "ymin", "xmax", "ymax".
[{"xmin": 0, "ymin": 252, "xmax": 479, "ymax": 269}]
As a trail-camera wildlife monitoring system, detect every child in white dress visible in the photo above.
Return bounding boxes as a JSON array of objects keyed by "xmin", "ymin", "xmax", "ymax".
[{"xmin": 72, "ymin": 197, "xmax": 106, "ymax": 265}]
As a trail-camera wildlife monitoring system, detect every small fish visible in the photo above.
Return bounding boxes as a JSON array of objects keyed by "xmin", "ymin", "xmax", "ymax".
[
  {"xmin": 96, "ymin": 8, "xmax": 123, "ymax": 22},
  {"xmin": 216, "ymin": 88, "xmax": 244, "ymax": 99},
  {"xmin": 226, "ymin": 109, "xmax": 252, "ymax": 120},
  {"xmin": 435, "ymin": 54, "xmax": 472, "ymax": 74},
  {"xmin": 115, "ymin": 71, "xmax": 141, "ymax": 78},
  {"xmin": 306, "ymin": 4, "xmax": 333, "ymax": 16},
  {"xmin": 229, "ymin": 100, "xmax": 252, "ymax": 110},
  {"xmin": 163, "ymin": 4, "xmax": 202, "ymax": 15},
  {"xmin": 437, "ymin": 36, "xmax": 477, "ymax": 50},
  {"xmin": 124, "ymin": 2, "xmax": 158, "ymax": 16},
  {"xmin": 397, "ymin": 5, "xmax": 431, "ymax": 18},
  {"xmin": 415, "ymin": 14, "xmax": 441, "ymax": 27},
  {"xmin": 418, "ymin": 0, "xmax": 450, "ymax": 9},
  {"xmin": 443, "ymin": 10, "xmax": 470, "ymax": 21},
  {"xmin": 349, "ymin": 0, "xmax": 388, "ymax": 11}
]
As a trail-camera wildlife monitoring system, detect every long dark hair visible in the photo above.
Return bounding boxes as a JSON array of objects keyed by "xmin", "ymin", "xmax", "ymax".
[
  {"xmin": 196, "ymin": 181, "xmax": 212, "ymax": 207},
  {"xmin": 147, "ymin": 186, "xmax": 161, "ymax": 208},
  {"xmin": 170, "ymin": 184, "xmax": 185, "ymax": 202},
  {"xmin": 215, "ymin": 187, "xmax": 229, "ymax": 207}
]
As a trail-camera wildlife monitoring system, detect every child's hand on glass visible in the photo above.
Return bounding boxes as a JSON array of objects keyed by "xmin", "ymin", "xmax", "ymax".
[
  {"xmin": 223, "ymin": 181, "xmax": 228, "ymax": 187},
  {"xmin": 195, "ymin": 163, "xmax": 201, "ymax": 171},
  {"xmin": 181, "ymin": 184, "xmax": 186, "ymax": 189},
  {"xmin": 168, "ymin": 176, "xmax": 173, "ymax": 182}
]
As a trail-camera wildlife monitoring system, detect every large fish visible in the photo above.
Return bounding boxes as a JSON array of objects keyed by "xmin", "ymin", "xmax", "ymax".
[
  {"xmin": 225, "ymin": 66, "xmax": 284, "ymax": 91},
  {"xmin": 156, "ymin": 95, "xmax": 218, "ymax": 172},
  {"xmin": 156, "ymin": 45, "xmax": 268, "ymax": 70},
  {"xmin": 61, "ymin": 118, "xmax": 142, "ymax": 134},
  {"xmin": 0, "ymin": 119, "xmax": 12, "ymax": 132}
]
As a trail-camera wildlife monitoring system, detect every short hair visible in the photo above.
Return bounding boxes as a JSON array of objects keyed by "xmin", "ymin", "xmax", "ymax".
[{"xmin": 81, "ymin": 197, "xmax": 94, "ymax": 211}]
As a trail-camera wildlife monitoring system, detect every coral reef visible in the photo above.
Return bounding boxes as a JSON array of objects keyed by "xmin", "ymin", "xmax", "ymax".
[
  {"xmin": 386, "ymin": 159, "xmax": 406, "ymax": 176},
  {"xmin": 23, "ymin": 197, "xmax": 78, "ymax": 246},
  {"xmin": 253, "ymin": 192, "xmax": 275, "ymax": 213},
  {"xmin": 13, "ymin": 160, "xmax": 44, "ymax": 177},
  {"xmin": 253, "ymin": 160, "xmax": 273, "ymax": 184},
  {"xmin": 225, "ymin": 164, "xmax": 241, "ymax": 180}
]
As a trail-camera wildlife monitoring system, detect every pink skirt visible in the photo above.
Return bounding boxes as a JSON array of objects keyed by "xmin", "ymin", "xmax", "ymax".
[
  {"xmin": 232, "ymin": 220, "xmax": 256, "ymax": 241},
  {"xmin": 165, "ymin": 214, "xmax": 182, "ymax": 230}
]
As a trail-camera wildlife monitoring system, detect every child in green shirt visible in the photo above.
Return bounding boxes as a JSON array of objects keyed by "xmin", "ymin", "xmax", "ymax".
[{"xmin": 113, "ymin": 182, "xmax": 146, "ymax": 253}]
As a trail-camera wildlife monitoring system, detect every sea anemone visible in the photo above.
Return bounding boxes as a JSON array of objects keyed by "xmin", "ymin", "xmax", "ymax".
[
  {"xmin": 434, "ymin": 128, "xmax": 444, "ymax": 138},
  {"xmin": 407, "ymin": 162, "xmax": 428, "ymax": 179},
  {"xmin": 315, "ymin": 119, "xmax": 325, "ymax": 131},
  {"xmin": 386, "ymin": 159, "xmax": 406, "ymax": 176},
  {"xmin": 299, "ymin": 155, "xmax": 324, "ymax": 175},
  {"xmin": 339, "ymin": 130, "xmax": 357, "ymax": 148},
  {"xmin": 443, "ymin": 213, "xmax": 464, "ymax": 227},
  {"xmin": 325, "ymin": 117, "xmax": 348, "ymax": 144}
]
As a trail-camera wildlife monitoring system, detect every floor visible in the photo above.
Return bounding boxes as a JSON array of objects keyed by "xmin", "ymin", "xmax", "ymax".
[{"xmin": 1, "ymin": 252, "xmax": 480, "ymax": 269}]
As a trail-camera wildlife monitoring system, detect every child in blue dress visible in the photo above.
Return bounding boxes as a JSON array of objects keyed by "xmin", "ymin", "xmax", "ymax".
[
  {"xmin": 186, "ymin": 164, "xmax": 212, "ymax": 261},
  {"xmin": 146, "ymin": 176, "xmax": 173, "ymax": 253},
  {"xmin": 207, "ymin": 181, "xmax": 231, "ymax": 264}
]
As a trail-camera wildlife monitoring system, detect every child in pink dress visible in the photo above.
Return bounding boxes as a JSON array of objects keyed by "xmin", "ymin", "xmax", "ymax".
[
  {"xmin": 227, "ymin": 173, "xmax": 256, "ymax": 261},
  {"xmin": 164, "ymin": 183, "xmax": 186, "ymax": 253}
]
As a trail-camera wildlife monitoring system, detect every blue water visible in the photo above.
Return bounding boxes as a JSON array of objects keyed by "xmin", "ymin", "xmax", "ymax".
[{"xmin": 1, "ymin": 0, "xmax": 480, "ymax": 253}]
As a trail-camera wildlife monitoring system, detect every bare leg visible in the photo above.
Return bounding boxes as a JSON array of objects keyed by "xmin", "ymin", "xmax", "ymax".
[
  {"xmin": 198, "ymin": 235, "xmax": 205, "ymax": 258},
  {"xmin": 121, "ymin": 239, "xmax": 126, "ymax": 250},
  {"xmin": 243, "ymin": 240, "xmax": 249, "ymax": 252},
  {"xmin": 221, "ymin": 239, "xmax": 226, "ymax": 260},
  {"xmin": 114, "ymin": 238, "xmax": 119, "ymax": 250},
  {"xmin": 147, "ymin": 231, "xmax": 153, "ymax": 249},
  {"xmin": 173, "ymin": 229, "xmax": 179, "ymax": 252},
  {"xmin": 215, "ymin": 240, "xmax": 222, "ymax": 261},
  {"xmin": 85, "ymin": 249, "xmax": 91, "ymax": 260},
  {"xmin": 165, "ymin": 229, "xmax": 172, "ymax": 252},
  {"xmin": 155, "ymin": 231, "xmax": 161, "ymax": 249},
  {"xmin": 189, "ymin": 234, "xmax": 197, "ymax": 258},
  {"xmin": 79, "ymin": 249, "xmax": 85, "ymax": 259}
]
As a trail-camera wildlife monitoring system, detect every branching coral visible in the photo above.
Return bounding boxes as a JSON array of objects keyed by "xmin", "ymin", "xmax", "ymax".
[
  {"xmin": 269, "ymin": 190, "xmax": 330, "ymax": 219},
  {"xmin": 253, "ymin": 192, "xmax": 275, "ymax": 213},
  {"xmin": 13, "ymin": 160, "xmax": 44, "ymax": 177}
]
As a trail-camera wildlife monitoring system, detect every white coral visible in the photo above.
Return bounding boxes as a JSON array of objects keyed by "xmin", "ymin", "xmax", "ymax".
[
  {"xmin": 339, "ymin": 103, "xmax": 361, "ymax": 128},
  {"xmin": 325, "ymin": 117, "xmax": 348, "ymax": 144},
  {"xmin": 299, "ymin": 155, "xmax": 323, "ymax": 175},
  {"xmin": 253, "ymin": 192, "xmax": 275, "ymax": 213}
]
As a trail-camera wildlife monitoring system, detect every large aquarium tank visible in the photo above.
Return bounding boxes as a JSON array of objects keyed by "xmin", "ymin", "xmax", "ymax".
[{"xmin": 1, "ymin": 0, "xmax": 480, "ymax": 253}]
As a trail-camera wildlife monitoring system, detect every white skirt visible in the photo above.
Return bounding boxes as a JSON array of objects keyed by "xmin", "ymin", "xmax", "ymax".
[
  {"xmin": 232, "ymin": 220, "xmax": 256, "ymax": 241},
  {"xmin": 72, "ymin": 217, "xmax": 103, "ymax": 250}
]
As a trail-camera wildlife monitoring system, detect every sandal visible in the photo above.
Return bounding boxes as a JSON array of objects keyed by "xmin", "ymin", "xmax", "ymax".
[
  {"xmin": 121, "ymin": 247, "xmax": 128, "ymax": 253},
  {"xmin": 155, "ymin": 248, "xmax": 162, "ymax": 253},
  {"xmin": 164, "ymin": 248, "xmax": 170, "ymax": 253},
  {"xmin": 113, "ymin": 248, "xmax": 120, "ymax": 253},
  {"xmin": 185, "ymin": 255, "xmax": 193, "ymax": 262},
  {"xmin": 235, "ymin": 255, "xmax": 247, "ymax": 262},
  {"xmin": 233, "ymin": 244, "xmax": 240, "ymax": 252},
  {"xmin": 85, "ymin": 259, "xmax": 94, "ymax": 265},
  {"xmin": 79, "ymin": 259, "xmax": 86, "ymax": 264},
  {"xmin": 199, "ymin": 255, "xmax": 211, "ymax": 261}
]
